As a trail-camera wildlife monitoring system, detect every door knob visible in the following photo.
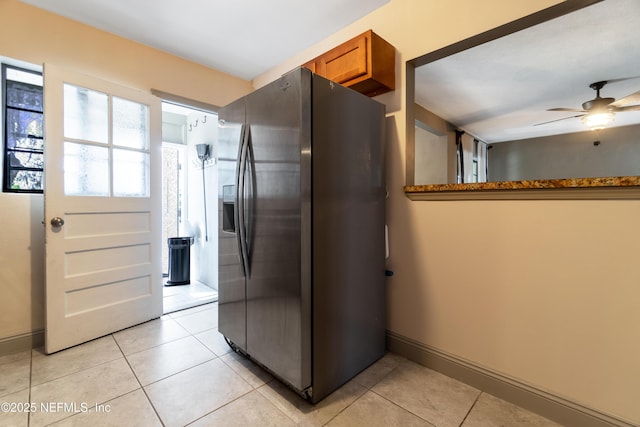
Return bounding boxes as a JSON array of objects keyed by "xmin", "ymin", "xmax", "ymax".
[{"xmin": 50, "ymin": 217, "xmax": 65, "ymax": 227}]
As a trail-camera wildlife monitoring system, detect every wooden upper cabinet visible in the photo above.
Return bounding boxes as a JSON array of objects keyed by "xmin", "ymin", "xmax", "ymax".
[{"xmin": 303, "ymin": 30, "xmax": 395, "ymax": 97}]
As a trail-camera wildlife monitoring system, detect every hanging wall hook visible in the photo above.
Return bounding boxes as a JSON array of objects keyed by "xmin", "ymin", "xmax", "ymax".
[{"xmin": 202, "ymin": 115, "xmax": 207, "ymax": 123}]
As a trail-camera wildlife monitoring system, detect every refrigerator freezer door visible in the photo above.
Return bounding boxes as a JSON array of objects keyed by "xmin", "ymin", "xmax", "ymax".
[
  {"xmin": 244, "ymin": 70, "xmax": 312, "ymax": 392},
  {"xmin": 218, "ymin": 97, "xmax": 247, "ymax": 351}
]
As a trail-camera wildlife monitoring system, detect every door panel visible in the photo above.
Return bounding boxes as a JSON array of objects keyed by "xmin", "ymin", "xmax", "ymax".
[{"xmin": 44, "ymin": 64, "xmax": 162, "ymax": 353}]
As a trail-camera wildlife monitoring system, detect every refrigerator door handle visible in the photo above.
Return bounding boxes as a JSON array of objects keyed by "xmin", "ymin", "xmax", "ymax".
[
  {"xmin": 235, "ymin": 124, "xmax": 249, "ymax": 277},
  {"xmin": 244, "ymin": 128, "xmax": 255, "ymax": 267},
  {"xmin": 239, "ymin": 127, "xmax": 253, "ymax": 276}
]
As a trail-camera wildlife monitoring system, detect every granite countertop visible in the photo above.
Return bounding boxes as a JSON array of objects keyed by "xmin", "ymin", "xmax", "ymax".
[{"xmin": 404, "ymin": 176, "xmax": 640, "ymax": 200}]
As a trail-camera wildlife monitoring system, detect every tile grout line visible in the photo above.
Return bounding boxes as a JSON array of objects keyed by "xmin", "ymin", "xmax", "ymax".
[
  {"xmin": 321, "ymin": 359, "xmax": 415, "ymax": 427},
  {"xmin": 29, "ymin": 337, "xmax": 132, "ymax": 426},
  {"xmin": 190, "ymin": 326, "xmax": 223, "ymax": 356},
  {"xmin": 184, "ymin": 387, "xmax": 257, "ymax": 426},
  {"xmin": 368, "ymin": 388, "xmax": 438, "ymax": 426},
  {"xmin": 113, "ymin": 331, "xmax": 166, "ymax": 427},
  {"xmin": 28, "ymin": 349, "xmax": 123, "ymax": 389},
  {"xmin": 128, "ymin": 304, "xmax": 263, "ymax": 427},
  {"xmin": 162, "ymin": 296, "xmax": 218, "ymax": 316},
  {"xmin": 257, "ymin": 385, "xmax": 299, "ymax": 426},
  {"xmin": 133, "ymin": 305, "xmax": 244, "ymax": 423},
  {"xmin": 163, "ymin": 297, "xmax": 218, "ymax": 316},
  {"xmin": 135, "ymin": 351, "xmax": 220, "ymax": 389},
  {"xmin": 22, "ymin": 302, "xmax": 216, "ymax": 427},
  {"xmin": 116, "ymin": 322, "xmax": 193, "ymax": 359},
  {"xmin": 180, "ymin": 317, "xmax": 299, "ymax": 426},
  {"xmin": 26, "ymin": 302, "xmax": 247, "ymax": 426},
  {"xmin": 362, "ymin": 359, "xmax": 446, "ymax": 426},
  {"xmin": 458, "ymin": 391, "xmax": 483, "ymax": 427},
  {"xmin": 321, "ymin": 385, "xmax": 370, "ymax": 426}
]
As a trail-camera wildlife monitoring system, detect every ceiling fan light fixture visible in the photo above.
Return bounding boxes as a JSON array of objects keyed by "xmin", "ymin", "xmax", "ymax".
[{"xmin": 582, "ymin": 111, "xmax": 615, "ymax": 130}]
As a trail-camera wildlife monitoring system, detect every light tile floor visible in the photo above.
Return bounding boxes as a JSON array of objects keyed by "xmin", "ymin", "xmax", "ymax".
[
  {"xmin": 163, "ymin": 280, "xmax": 218, "ymax": 314},
  {"xmin": 0, "ymin": 303, "xmax": 562, "ymax": 427}
]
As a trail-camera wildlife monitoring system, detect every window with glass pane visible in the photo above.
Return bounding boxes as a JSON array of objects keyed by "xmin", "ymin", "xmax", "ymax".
[
  {"xmin": 113, "ymin": 149, "xmax": 149, "ymax": 196},
  {"xmin": 2, "ymin": 64, "xmax": 44, "ymax": 193},
  {"xmin": 61, "ymin": 84, "xmax": 151, "ymax": 198},
  {"xmin": 112, "ymin": 96, "xmax": 150, "ymax": 197},
  {"xmin": 63, "ymin": 141, "xmax": 109, "ymax": 196},
  {"xmin": 113, "ymin": 97, "xmax": 149, "ymax": 150},
  {"xmin": 63, "ymin": 84, "xmax": 108, "ymax": 144}
]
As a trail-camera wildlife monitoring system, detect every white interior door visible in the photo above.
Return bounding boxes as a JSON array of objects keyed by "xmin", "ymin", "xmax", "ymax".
[{"xmin": 44, "ymin": 64, "xmax": 162, "ymax": 354}]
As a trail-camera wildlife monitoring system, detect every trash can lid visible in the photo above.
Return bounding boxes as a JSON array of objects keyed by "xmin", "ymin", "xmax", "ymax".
[{"xmin": 168, "ymin": 237, "xmax": 194, "ymax": 245}]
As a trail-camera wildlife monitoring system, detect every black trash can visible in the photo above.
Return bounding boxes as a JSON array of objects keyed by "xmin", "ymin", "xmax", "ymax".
[{"xmin": 166, "ymin": 237, "xmax": 194, "ymax": 286}]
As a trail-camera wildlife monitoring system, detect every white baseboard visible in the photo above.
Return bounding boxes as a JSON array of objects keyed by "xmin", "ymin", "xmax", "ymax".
[
  {"xmin": 386, "ymin": 331, "xmax": 634, "ymax": 427},
  {"xmin": 0, "ymin": 330, "xmax": 44, "ymax": 356}
]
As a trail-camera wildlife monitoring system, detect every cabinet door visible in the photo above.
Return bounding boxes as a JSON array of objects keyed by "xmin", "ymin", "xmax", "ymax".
[
  {"xmin": 302, "ymin": 59, "xmax": 317, "ymax": 74},
  {"xmin": 317, "ymin": 35, "xmax": 368, "ymax": 85},
  {"xmin": 308, "ymin": 30, "xmax": 395, "ymax": 97}
]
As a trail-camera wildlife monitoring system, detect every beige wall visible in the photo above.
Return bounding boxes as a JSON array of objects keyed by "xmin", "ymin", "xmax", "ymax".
[
  {"xmin": 255, "ymin": 0, "xmax": 640, "ymax": 424},
  {"xmin": 0, "ymin": 193, "xmax": 44, "ymax": 338},
  {"xmin": 0, "ymin": 1, "xmax": 251, "ymax": 339}
]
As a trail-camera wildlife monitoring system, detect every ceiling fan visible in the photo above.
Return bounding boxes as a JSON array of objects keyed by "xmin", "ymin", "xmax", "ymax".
[{"xmin": 536, "ymin": 80, "xmax": 640, "ymax": 130}]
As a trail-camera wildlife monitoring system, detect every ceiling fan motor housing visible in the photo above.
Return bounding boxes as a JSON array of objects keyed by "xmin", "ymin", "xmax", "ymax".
[
  {"xmin": 582, "ymin": 96, "xmax": 615, "ymax": 112},
  {"xmin": 582, "ymin": 81, "xmax": 615, "ymax": 111}
]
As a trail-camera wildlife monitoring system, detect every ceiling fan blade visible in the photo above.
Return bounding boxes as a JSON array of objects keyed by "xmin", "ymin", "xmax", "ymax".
[
  {"xmin": 534, "ymin": 114, "xmax": 585, "ymax": 126},
  {"xmin": 612, "ymin": 104, "xmax": 640, "ymax": 112},
  {"xmin": 603, "ymin": 76, "xmax": 640, "ymax": 85},
  {"xmin": 547, "ymin": 107, "xmax": 586, "ymax": 112},
  {"xmin": 610, "ymin": 90, "xmax": 640, "ymax": 108}
]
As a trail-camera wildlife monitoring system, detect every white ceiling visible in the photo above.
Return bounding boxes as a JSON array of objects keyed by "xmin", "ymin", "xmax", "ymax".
[
  {"xmin": 20, "ymin": 0, "xmax": 640, "ymax": 143},
  {"xmin": 20, "ymin": 0, "xmax": 389, "ymax": 80},
  {"xmin": 414, "ymin": 0, "xmax": 640, "ymax": 143}
]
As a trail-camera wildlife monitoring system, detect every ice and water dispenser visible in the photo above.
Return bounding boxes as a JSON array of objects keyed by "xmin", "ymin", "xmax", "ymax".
[{"xmin": 222, "ymin": 184, "xmax": 236, "ymax": 233}]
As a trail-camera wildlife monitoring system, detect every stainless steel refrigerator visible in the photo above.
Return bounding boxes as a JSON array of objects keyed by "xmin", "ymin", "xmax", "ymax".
[{"xmin": 217, "ymin": 67, "xmax": 385, "ymax": 403}]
